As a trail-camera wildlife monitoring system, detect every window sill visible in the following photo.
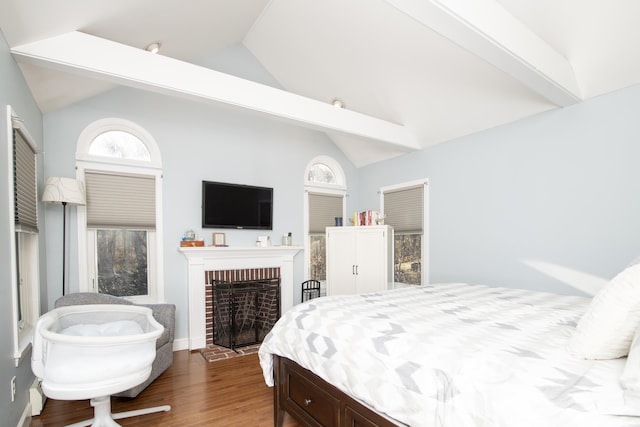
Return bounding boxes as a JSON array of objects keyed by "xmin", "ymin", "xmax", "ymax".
[{"xmin": 14, "ymin": 329, "xmax": 33, "ymax": 367}]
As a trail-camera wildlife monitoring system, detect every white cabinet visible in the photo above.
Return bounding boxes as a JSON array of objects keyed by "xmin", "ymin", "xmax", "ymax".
[{"xmin": 326, "ymin": 225, "xmax": 394, "ymax": 296}]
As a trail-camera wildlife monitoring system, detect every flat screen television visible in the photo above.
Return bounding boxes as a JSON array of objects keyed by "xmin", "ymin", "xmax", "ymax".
[{"xmin": 202, "ymin": 181, "xmax": 273, "ymax": 230}]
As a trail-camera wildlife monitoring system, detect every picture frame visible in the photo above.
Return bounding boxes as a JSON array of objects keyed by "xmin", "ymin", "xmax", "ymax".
[{"xmin": 213, "ymin": 232, "xmax": 226, "ymax": 247}]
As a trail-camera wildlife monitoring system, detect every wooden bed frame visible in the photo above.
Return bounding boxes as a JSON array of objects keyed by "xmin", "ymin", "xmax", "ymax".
[{"xmin": 273, "ymin": 355, "xmax": 399, "ymax": 427}]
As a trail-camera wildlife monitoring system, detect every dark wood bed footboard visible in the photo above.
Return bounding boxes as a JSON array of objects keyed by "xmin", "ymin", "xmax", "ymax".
[{"xmin": 274, "ymin": 355, "xmax": 399, "ymax": 427}]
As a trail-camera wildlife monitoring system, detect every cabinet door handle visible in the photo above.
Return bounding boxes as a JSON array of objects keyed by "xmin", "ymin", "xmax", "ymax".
[
  {"xmin": 355, "ymin": 265, "xmax": 359, "ymax": 275},
  {"xmin": 352, "ymin": 265, "xmax": 356, "ymax": 275},
  {"xmin": 304, "ymin": 398, "xmax": 312, "ymax": 406}
]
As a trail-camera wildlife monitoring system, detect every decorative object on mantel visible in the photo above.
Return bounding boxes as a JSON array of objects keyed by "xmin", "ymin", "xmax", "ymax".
[
  {"xmin": 180, "ymin": 228, "xmax": 204, "ymax": 247},
  {"xmin": 180, "ymin": 240, "xmax": 204, "ymax": 247},
  {"xmin": 256, "ymin": 235, "xmax": 271, "ymax": 247},
  {"xmin": 212, "ymin": 232, "xmax": 227, "ymax": 247},
  {"xmin": 281, "ymin": 232, "xmax": 292, "ymax": 246}
]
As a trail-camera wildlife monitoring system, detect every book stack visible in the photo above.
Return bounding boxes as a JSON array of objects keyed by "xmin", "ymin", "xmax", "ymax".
[{"xmin": 353, "ymin": 210, "xmax": 381, "ymax": 226}]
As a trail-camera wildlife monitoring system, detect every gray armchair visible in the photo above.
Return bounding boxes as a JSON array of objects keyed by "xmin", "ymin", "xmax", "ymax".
[{"xmin": 54, "ymin": 292, "xmax": 176, "ymax": 398}]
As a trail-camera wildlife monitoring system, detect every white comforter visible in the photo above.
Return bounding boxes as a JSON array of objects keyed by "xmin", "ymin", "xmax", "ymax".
[{"xmin": 259, "ymin": 283, "xmax": 640, "ymax": 426}]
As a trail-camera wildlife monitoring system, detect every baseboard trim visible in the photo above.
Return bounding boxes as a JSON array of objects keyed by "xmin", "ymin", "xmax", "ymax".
[
  {"xmin": 16, "ymin": 402, "xmax": 31, "ymax": 427},
  {"xmin": 172, "ymin": 337, "xmax": 189, "ymax": 351}
]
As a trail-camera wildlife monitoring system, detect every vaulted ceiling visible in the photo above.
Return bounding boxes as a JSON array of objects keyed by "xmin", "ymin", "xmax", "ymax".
[{"xmin": 2, "ymin": 0, "xmax": 639, "ymax": 167}]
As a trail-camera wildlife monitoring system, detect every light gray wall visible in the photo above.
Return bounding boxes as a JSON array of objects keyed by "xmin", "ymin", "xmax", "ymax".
[
  {"xmin": 41, "ymin": 45, "xmax": 360, "ymax": 342},
  {"xmin": 6, "ymin": 31, "xmax": 640, "ymax": 424},
  {"xmin": 0, "ymin": 28, "xmax": 44, "ymax": 427},
  {"xmin": 359, "ymin": 85, "xmax": 640, "ymax": 296}
]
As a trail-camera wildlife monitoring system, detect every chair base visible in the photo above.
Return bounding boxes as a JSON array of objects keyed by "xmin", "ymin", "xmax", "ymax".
[{"xmin": 65, "ymin": 395, "xmax": 171, "ymax": 427}]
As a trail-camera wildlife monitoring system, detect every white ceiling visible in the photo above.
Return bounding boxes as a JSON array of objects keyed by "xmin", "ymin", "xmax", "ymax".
[{"xmin": 2, "ymin": 0, "xmax": 639, "ymax": 167}]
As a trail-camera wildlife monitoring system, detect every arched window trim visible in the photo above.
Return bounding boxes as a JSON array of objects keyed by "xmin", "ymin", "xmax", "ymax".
[
  {"xmin": 304, "ymin": 155, "xmax": 346, "ymax": 191},
  {"xmin": 76, "ymin": 118, "xmax": 162, "ymax": 169},
  {"xmin": 303, "ymin": 155, "xmax": 347, "ymax": 301},
  {"xmin": 75, "ymin": 118, "xmax": 164, "ymax": 304}
]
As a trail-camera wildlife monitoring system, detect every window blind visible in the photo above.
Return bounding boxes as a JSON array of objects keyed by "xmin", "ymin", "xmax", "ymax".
[
  {"xmin": 383, "ymin": 185, "xmax": 424, "ymax": 233},
  {"xmin": 85, "ymin": 170, "xmax": 156, "ymax": 228},
  {"xmin": 13, "ymin": 129, "xmax": 38, "ymax": 232},
  {"xmin": 309, "ymin": 192, "xmax": 343, "ymax": 233}
]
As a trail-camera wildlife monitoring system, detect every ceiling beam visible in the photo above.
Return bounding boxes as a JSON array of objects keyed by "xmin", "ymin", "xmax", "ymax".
[
  {"xmin": 11, "ymin": 31, "xmax": 420, "ymax": 151},
  {"xmin": 385, "ymin": 0, "xmax": 582, "ymax": 106}
]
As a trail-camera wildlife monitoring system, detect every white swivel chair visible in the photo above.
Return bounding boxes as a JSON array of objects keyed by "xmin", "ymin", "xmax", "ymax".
[{"xmin": 32, "ymin": 304, "xmax": 171, "ymax": 427}]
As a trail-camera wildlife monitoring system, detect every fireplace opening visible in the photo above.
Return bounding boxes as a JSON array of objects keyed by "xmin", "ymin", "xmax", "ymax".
[{"xmin": 211, "ymin": 277, "xmax": 280, "ymax": 351}]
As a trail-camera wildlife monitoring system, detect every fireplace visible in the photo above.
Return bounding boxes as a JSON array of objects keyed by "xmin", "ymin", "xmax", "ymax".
[
  {"xmin": 210, "ymin": 276, "xmax": 280, "ymax": 350},
  {"xmin": 180, "ymin": 246, "xmax": 302, "ymax": 350},
  {"xmin": 206, "ymin": 267, "xmax": 281, "ymax": 350}
]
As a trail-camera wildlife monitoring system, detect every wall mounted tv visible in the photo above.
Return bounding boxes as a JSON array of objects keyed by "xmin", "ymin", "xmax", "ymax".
[{"xmin": 202, "ymin": 181, "xmax": 273, "ymax": 230}]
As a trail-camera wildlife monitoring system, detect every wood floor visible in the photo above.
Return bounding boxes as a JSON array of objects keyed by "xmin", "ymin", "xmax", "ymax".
[{"xmin": 30, "ymin": 350, "xmax": 303, "ymax": 427}]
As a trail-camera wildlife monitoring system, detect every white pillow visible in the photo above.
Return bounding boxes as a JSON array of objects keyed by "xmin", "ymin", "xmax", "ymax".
[
  {"xmin": 628, "ymin": 255, "xmax": 640, "ymax": 268},
  {"xmin": 568, "ymin": 263, "xmax": 640, "ymax": 359},
  {"xmin": 621, "ymin": 323, "xmax": 640, "ymax": 397}
]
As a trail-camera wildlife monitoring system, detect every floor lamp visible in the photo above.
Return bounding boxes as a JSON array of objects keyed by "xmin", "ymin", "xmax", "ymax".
[{"xmin": 42, "ymin": 177, "xmax": 86, "ymax": 296}]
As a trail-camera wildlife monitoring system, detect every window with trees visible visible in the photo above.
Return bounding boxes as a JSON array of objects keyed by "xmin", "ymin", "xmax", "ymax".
[
  {"xmin": 8, "ymin": 106, "xmax": 40, "ymax": 364},
  {"xmin": 305, "ymin": 156, "xmax": 346, "ymax": 294},
  {"xmin": 76, "ymin": 119, "xmax": 164, "ymax": 303},
  {"xmin": 381, "ymin": 180, "xmax": 428, "ymax": 286}
]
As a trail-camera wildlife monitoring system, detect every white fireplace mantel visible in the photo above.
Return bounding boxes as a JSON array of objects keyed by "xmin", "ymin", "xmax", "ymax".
[{"xmin": 179, "ymin": 245, "xmax": 303, "ymax": 350}]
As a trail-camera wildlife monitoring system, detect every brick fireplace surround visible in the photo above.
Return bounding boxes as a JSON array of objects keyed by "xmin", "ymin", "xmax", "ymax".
[
  {"xmin": 179, "ymin": 246, "xmax": 302, "ymax": 350},
  {"xmin": 207, "ymin": 269, "xmax": 280, "ymax": 348}
]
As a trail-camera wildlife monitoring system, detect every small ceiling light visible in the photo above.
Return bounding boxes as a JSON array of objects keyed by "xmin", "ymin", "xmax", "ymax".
[
  {"xmin": 331, "ymin": 98, "xmax": 345, "ymax": 109},
  {"xmin": 145, "ymin": 42, "xmax": 161, "ymax": 54}
]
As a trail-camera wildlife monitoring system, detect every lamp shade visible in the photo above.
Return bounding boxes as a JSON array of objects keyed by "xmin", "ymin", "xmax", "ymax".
[{"xmin": 42, "ymin": 177, "xmax": 86, "ymax": 206}]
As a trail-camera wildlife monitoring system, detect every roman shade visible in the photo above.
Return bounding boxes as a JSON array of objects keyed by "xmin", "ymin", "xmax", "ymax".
[
  {"xmin": 85, "ymin": 170, "xmax": 156, "ymax": 228},
  {"xmin": 309, "ymin": 192, "xmax": 343, "ymax": 233},
  {"xmin": 13, "ymin": 128, "xmax": 38, "ymax": 232},
  {"xmin": 383, "ymin": 184, "xmax": 424, "ymax": 233}
]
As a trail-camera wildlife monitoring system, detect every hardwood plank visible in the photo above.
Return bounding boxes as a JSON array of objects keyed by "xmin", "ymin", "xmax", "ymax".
[{"xmin": 30, "ymin": 350, "xmax": 302, "ymax": 427}]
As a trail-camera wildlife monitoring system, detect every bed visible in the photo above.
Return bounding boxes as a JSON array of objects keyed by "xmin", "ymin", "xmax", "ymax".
[{"xmin": 259, "ymin": 264, "xmax": 640, "ymax": 427}]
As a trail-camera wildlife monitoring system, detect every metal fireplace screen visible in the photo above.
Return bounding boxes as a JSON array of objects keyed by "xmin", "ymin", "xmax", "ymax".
[{"xmin": 211, "ymin": 277, "xmax": 280, "ymax": 350}]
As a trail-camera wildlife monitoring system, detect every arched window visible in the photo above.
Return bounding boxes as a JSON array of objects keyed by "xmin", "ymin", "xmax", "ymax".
[
  {"xmin": 76, "ymin": 118, "xmax": 162, "ymax": 168},
  {"xmin": 88, "ymin": 130, "xmax": 151, "ymax": 161},
  {"xmin": 76, "ymin": 118, "xmax": 164, "ymax": 303},
  {"xmin": 304, "ymin": 156, "xmax": 346, "ymax": 299},
  {"xmin": 305, "ymin": 156, "xmax": 345, "ymax": 189}
]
